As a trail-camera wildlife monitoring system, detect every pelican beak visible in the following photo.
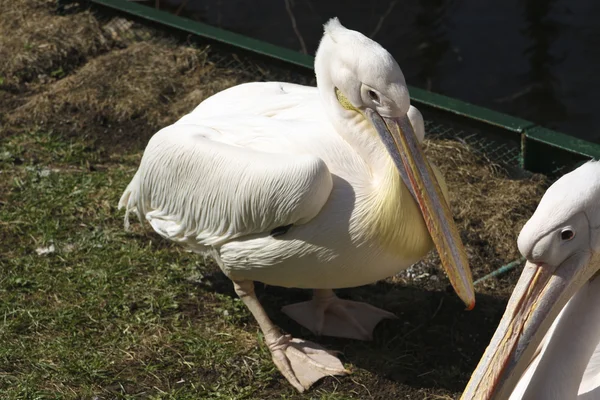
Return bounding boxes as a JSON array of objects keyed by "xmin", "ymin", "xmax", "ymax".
[
  {"xmin": 365, "ymin": 109, "xmax": 475, "ymax": 310},
  {"xmin": 460, "ymin": 253, "xmax": 599, "ymax": 400}
]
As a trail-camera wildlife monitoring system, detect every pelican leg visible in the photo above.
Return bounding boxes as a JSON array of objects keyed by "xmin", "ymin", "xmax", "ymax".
[
  {"xmin": 233, "ymin": 281, "xmax": 349, "ymax": 392},
  {"xmin": 282, "ymin": 289, "xmax": 397, "ymax": 341}
]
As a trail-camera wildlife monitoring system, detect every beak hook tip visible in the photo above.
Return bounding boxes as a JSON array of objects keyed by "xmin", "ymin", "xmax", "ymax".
[{"xmin": 465, "ymin": 299, "xmax": 476, "ymax": 311}]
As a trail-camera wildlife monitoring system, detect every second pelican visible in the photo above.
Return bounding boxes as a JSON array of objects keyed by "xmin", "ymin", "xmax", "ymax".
[
  {"xmin": 119, "ymin": 18, "xmax": 474, "ymax": 392},
  {"xmin": 461, "ymin": 161, "xmax": 600, "ymax": 400}
]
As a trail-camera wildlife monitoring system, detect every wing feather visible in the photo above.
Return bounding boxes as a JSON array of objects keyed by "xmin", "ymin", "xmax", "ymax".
[
  {"xmin": 119, "ymin": 123, "xmax": 333, "ymax": 248},
  {"xmin": 176, "ymin": 82, "xmax": 319, "ymax": 124}
]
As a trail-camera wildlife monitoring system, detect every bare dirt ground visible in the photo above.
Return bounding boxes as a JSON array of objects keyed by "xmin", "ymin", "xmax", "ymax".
[{"xmin": 0, "ymin": 1, "xmax": 549, "ymax": 398}]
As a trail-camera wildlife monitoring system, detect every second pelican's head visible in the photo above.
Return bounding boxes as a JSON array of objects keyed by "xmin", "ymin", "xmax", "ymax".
[
  {"xmin": 314, "ymin": 18, "xmax": 475, "ymax": 309},
  {"xmin": 461, "ymin": 160, "xmax": 600, "ymax": 400}
]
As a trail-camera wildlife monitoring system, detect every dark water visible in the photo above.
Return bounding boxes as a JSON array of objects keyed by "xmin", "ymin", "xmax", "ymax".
[{"xmin": 160, "ymin": 0, "xmax": 600, "ymax": 144}]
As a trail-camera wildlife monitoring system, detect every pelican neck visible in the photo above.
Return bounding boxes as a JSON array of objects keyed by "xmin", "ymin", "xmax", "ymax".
[{"xmin": 522, "ymin": 277, "xmax": 600, "ymax": 399}]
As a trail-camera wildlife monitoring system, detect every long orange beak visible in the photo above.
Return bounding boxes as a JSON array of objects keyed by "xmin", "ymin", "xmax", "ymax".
[
  {"xmin": 366, "ymin": 109, "xmax": 475, "ymax": 310},
  {"xmin": 461, "ymin": 251, "xmax": 599, "ymax": 400}
]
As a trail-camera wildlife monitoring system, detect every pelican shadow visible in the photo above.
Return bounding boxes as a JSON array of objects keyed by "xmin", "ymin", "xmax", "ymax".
[{"xmin": 197, "ymin": 268, "xmax": 508, "ymax": 394}]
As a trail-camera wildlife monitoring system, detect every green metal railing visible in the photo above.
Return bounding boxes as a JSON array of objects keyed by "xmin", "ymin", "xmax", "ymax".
[{"xmin": 86, "ymin": 0, "xmax": 600, "ymax": 175}]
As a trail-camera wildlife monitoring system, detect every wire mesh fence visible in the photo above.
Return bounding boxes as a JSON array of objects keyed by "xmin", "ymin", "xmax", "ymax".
[{"xmin": 424, "ymin": 119, "xmax": 523, "ymax": 170}]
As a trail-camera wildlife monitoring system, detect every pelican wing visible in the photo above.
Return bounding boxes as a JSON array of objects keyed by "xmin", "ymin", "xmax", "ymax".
[
  {"xmin": 119, "ymin": 123, "xmax": 333, "ymax": 248},
  {"xmin": 176, "ymin": 82, "xmax": 320, "ymax": 124}
]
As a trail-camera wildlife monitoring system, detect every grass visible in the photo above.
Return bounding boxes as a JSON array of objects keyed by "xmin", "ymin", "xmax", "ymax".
[
  {"xmin": 0, "ymin": 128, "xmax": 504, "ymax": 400},
  {"xmin": 0, "ymin": 130, "xmax": 301, "ymax": 399}
]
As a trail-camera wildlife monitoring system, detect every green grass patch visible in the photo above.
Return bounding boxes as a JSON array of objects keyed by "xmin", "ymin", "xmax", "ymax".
[
  {"xmin": 1, "ymin": 127, "xmax": 505, "ymax": 400},
  {"xmin": 1, "ymin": 130, "xmax": 354, "ymax": 399}
]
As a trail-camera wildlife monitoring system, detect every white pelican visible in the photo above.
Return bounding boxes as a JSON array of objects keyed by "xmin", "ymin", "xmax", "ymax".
[
  {"xmin": 461, "ymin": 160, "xmax": 600, "ymax": 400},
  {"xmin": 119, "ymin": 18, "xmax": 474, "ymax": 392}
]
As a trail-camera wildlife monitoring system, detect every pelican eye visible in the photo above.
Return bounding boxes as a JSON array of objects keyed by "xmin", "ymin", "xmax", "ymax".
[
  {"xmin": 560, "ymin": 229, "xmax": 575, "ymax": 241},
  {"xmin": 367, "ymin": 89, "xmax": 379, "ymax": 102}
]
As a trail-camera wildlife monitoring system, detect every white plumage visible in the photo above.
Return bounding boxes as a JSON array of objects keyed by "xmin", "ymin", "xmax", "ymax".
[
  {"xmin": 120, "ymin": 82, "xmax": 431, "ymax": 288},
  {"xmin": 120, "ymin": 17, "xmax": 474, "ymax": 392},
  {"xmin": 121, "ymin": 120, "xmax": 333, "ymax": 247}
]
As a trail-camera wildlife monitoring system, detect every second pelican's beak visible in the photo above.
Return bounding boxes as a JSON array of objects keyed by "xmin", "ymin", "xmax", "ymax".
[
  {"xmin": 366, "ymin": 109, "xmax": 475, "ymax": 310},
  {"xmin": 460, "ymin": 252, "xmax": 599, "ymax": 400}
]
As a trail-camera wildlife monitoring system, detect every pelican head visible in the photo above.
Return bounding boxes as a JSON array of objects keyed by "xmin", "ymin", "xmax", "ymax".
[
  {"xmin": 314, "ymin": 18, "xmax": 474, "ymax": 309},
  {"xmin": 461, "ymin": 160, "xmax": 600, "ymax": 400}
]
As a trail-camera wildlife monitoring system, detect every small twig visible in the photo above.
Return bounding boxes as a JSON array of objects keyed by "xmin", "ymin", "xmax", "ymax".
[
  {"xmin": 430, "ymin": 297, "xmax": 444, "ymax": 320},
  {"xmin": 305, "ymin": 0, "xmax": 316, "ymax": 15},
  {"xmin": 370, "ymin": 0, "xmax": 398, "ymax": 39},
  {"xmin": 174, "ymin": 0, "xmax": 188, "ymax": 16},
  {"xmin": 284, "ymin": 0, "xmax": 308, "ymax": 54},
  {"xmin": 495, "ymin": 85, "xmax": 536, "ymax": 103},
  {"xmin": 400, "ymin": 322, "xmax": 425, "ymax": 340},
  {"xmin": 350, "ymin": 377, "xmax": 372, "ymax": 398}
]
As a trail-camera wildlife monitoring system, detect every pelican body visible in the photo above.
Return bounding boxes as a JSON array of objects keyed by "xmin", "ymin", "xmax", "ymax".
[
  {"xmin": 120, "ymin": 18, "xmax": 474, "ymax": 392},
  {"xmin": 140, "ymin": 87, "xmax": 429, "ymax": 289},
  {"xmin": 461, "ymin": 161, "xmax": 600, "ymax": 400}
]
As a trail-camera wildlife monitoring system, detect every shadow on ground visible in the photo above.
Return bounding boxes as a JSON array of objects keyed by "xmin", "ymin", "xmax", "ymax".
[{"xmin": 198, "ymin": 267, "xmax": 507, "ymax": 396}]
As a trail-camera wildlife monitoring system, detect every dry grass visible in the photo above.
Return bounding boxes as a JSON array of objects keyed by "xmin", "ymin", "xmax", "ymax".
[
  {"xmin": 421, "ymin": 140, "xmax": 549, "ymax": 294},
  {"xmin": 0, "ymin": 0, "xmax": 109, "ymax": 87},
  {"xmin": 9, "ymin": 41, "xmax": 229, "ymax": 127},
  {"xmin": 2, "ymin": 6, "xmax": 248, "ymax": 155}
]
